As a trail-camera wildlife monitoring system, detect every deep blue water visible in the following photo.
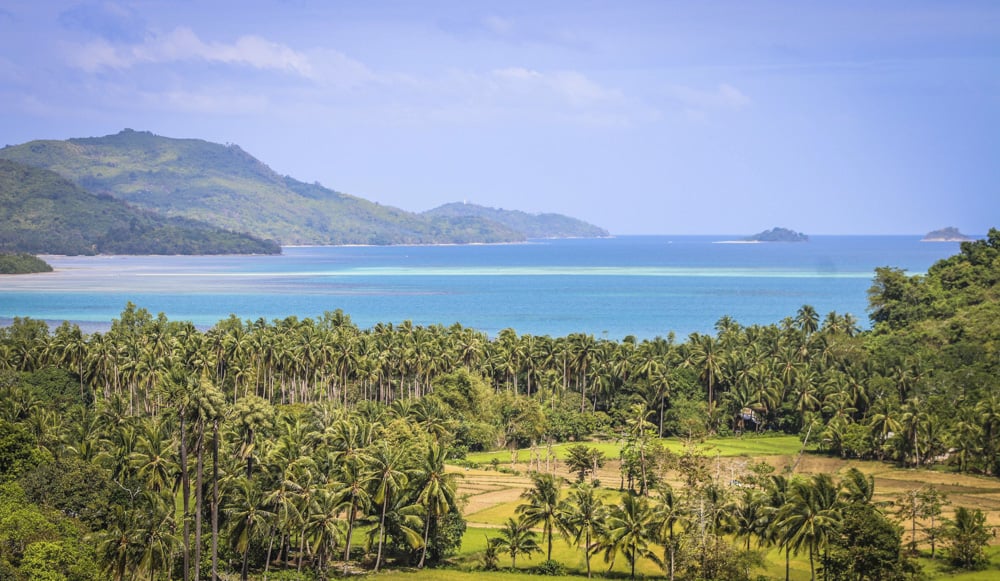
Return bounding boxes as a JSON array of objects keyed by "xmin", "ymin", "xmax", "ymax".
[{"xmin": 0, "ymin": 236, "xmax": 963, "ymax": 339}]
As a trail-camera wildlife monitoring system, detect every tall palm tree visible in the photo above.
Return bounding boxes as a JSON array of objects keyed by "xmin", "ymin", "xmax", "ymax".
[
  {"xmin": 777, "ymin": 474, "xmax": 842, "ymax": 581},
  {"xmin": 517, "ymin": 472, "xmax": 563, "ymax": 562},
  {"xmin": 306, "ymin": 488, "xmax": 345, "ymax": 575},
  {"xmin": 651, "ymin": 484, "xmax": 685, "ymax": 581},
  {"xmin": 558, "ymin": 483, "xmax": 606, "ymax": 578},
  {"xmin": 191, "ymin": 374, "xmax": 225, "ymax": 581},
  {"xmin": 369, "ymin": 441, "xmax": 410, "ymax": 572},
  {"xmin": 761, "ymin": 474, "xmax": 793, "ymax": 581},
  {"xmin": 599, "ymin": 493, "xmax": 661, "ymax": 581},
  {"xmin": 685, "ymin": 333, "xmax": 724, "ymax": 405},
  {"xmin": 334, "ymin": 456, "xmax": 372, "ymax": 569},
  {"xmin": 97, "ymin": 505, "xmax": 141, "ymax": 581},
  {"xmin": 130, "ymin": 418, "xmax": 177, "ymax": 494},
  {"xmin": 137, "ymin": 490, "xmax": 180, "ymax": 581},
  {"xmin": 414, "ymin": 443, "xmax": 461, "ymax": 568},
  {"xmin": 730, "ymin": 486, "xmax": 767, "ymax": 551},
  {"xmin": 161, "ymin": 366, "xmax": 198, "ymax": 581},
  {"xmin": 227, "ymin": 477, "xmax": 275, "ymax": 581}
]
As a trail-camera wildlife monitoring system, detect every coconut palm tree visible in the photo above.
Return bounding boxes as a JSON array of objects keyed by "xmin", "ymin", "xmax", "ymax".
[
  {"xmin": 334, "ymin": 456, "xmax": 372, "ymax": 569},
  {"xmin": 517, "ymin": 472, "xmax": 563, "ymax": 562},
  {"xmin": 130, "ymin": 418, "xmax": 176, "ymax": 494},
  {"xmin": 227, "ymin": 477, "xmax": 275, "ymax": 581},
  {"xmin": 651, "ymin": 484, "xmax": 685, "ymax": 581},
  {"xmin": 599, "ymin": 493, "xmax": 661, "ymax": 581},
  {"xmin": 369, "ymin": 440, "xmax": 410, "ymax": 572},
  {"xmin": 492, "ymin": 517, "xmax": 540, "ymax": 568},
  {"xmin": 777, "ymin": 474, "xmax": 842, "ymax": 581},
  {"xmin": 306, "ymin": 488, "xmax": 345, "ymax": 575},
  {"xmin": 560, "ymin": 483, "xmax": 607, "ymax": 578},
  {"xmin": 414, "ymin": 442, "xmax": 461, "ymax": 568}
]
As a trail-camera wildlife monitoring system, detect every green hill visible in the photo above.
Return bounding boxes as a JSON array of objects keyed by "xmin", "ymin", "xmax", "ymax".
[
  {"xmin": 0, "ymin": 129, "xmax": 602, "ymax": 245},
  {"xmin": 0, "ymin": 253, "xmax": 53, "ymax": 274},
  {"xmin": 423, "ymin": 202, "xmax": 609, "ymax": 239},
  {"xmin": 0, "ymin": 159, "xmax": 280, "ymax": 255}
]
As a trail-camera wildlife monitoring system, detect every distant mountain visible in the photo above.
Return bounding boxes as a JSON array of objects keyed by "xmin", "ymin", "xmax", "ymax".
[
  {"xmin": 922, "ymin": 227, "xmax": 973, "ymax": 242},
  {"xmin": 745, "ymin": 227, "xmax": 808, "ymax": 242},
  {"xmin": 0, "ymin": 159, "xmax": 279, "ymax": 255},
  {"xmin": 423, "ymin": 202, "xmax": 609, "ymax": 239},
  {"xmin": 0, "ymin": 130, "xmax": 604, "ymax": 245}
]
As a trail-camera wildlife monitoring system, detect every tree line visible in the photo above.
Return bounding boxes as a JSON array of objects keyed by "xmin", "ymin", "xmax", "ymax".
[{"xmin": 0, "ymin": 228, "xmax": 996, "ymax": 579}]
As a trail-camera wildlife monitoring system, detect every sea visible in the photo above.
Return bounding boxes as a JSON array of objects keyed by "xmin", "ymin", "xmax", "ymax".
[{"xmin": 0, "ymin": 236, "xmax": 965, "ymax": 340}]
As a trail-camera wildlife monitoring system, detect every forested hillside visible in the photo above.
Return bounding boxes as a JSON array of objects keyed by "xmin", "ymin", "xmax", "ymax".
[
  {"xmin": 0, "ymin": 130, "xmax": 605, "ymax": 246},
  {"xmin": 0, "ymin": 253, "xmax": 52, "ymax": 274},
  {"xmin": 424, "ymin": 202, "xmax": 609, "ymax": 239},
  {"xmin": 0, "ymin": 229, "xmax": 997, "ymax": 579},
  {"xmin": 0, "ymin": 160, "xmax": 280, "ymax": 255}
]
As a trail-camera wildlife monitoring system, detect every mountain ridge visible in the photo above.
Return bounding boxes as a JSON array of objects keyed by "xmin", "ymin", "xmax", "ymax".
[
  {"xmin": 0, "ymin": 130, "xmax": 607, "ymax": 246},
  {"xmin": 423, "ymin": 202, "xmax": 609, "ymax": 239}
]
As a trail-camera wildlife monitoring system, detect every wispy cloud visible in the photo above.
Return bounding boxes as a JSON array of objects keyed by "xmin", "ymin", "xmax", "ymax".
[
  {"xmin": 60, "ymin": 24, "xmax": 651, "ymax": 128},
  {"xmin": 69, "ymin": 26, "xmax": 314, "ymax": 76},
  {"xmin": 492, "ymin": 67, "xmax": 624, "ymax": 108}
]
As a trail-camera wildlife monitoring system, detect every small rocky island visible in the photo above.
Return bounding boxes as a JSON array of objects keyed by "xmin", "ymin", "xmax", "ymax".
[
  {"xmin": 745, "ymin": 227, "xmax": 809, "ymax": 242},
  {"xmin": 922, "ymin": 227, "xmax": 973, "ymax": 242}
]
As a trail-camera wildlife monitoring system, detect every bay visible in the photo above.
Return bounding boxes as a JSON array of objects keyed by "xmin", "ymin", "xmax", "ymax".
[{"xmin": 0, "ymin": 235, "xmax": 961, "ymax": 339}]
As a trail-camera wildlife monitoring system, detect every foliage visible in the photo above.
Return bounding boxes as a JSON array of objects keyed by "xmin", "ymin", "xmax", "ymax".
[
  {"xmin": 423, "ymin": 202, "xmax": 609, "ymax": 239},
  {"xmin": 0, "ymin": 232, "xmax": 998, "ymax": 579},
  {"xmin": 943, "ymin": 507, "xmax": 994, "ymax": 570},
  {"xmin": 826, "ymin": 504, "xmax": 909, "ymax": 581},
  {"xmin": 0, "ymin": 253, "xmax": 52, "ymax": 274},
  {"xmin": 0, "ymin": 159, "xmax": 279, "ymax": 255}
]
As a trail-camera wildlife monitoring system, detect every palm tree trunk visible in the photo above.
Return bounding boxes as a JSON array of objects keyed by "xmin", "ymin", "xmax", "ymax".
[
  {"xmin": 418, "ymin": 509, "xmax": 432, "ymax": 568},
  {"xmin": 180, "ymin": 411, "xmax": 191, "ymax": 581},
  {"xmin": 265, "ymin": 529, "xmax": 274, "ymax": 577},
  {"xmin": 194, "ymin": 427, "xmax": 204, "ymax": 581},
  {"xmin": 343, "ymin": 497, "xmax": 357, "ymax": 572},
  {"xmin": 211, "ymin": 419, "xmax": 220, "ymax": 581},
  {"xmin": 668, "ymin": 542, "xmax": 675, "ymax": 581},
  {"xmin": 546, "ymin": 522, "xmax": 553, "ymax": 561},
  {"xmin": 375, "ymin": 500, "xmax": 388, "ymax": 572}
]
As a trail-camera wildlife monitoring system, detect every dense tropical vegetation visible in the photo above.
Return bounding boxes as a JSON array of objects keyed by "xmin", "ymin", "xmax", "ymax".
[
  {"xmin": 0, "ymin": 229, "xmax": 997, "ymax": 579},
  {"xmin": 0, "ymin": 159, "xmax": 280, "ymax": 255},
  {"xmin": 0, "ymin": 252, "xmax": 52, "ymax": 274}
]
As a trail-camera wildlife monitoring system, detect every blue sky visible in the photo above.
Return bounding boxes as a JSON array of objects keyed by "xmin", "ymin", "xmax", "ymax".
[{"xmin": 1, "ymin": 1, "xmax": 997, "ymax": 235}]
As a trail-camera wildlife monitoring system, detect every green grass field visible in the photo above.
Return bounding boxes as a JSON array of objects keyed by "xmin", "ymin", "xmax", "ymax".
[{"xmin": 428, "ymin": 436, "xmax": 1000, "ymax": 581}]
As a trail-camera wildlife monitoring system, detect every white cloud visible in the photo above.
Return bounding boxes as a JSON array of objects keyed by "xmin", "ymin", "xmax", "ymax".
[
  {"xmin": 70, "ymin": 27, "xmax": 314, "ymax": 76},
  {"xmin": 491, "ymin": 67, "xmax": 624, "ymax": 108},
  {"xmin": 62, "ymin": 27, "xmax": 651, "ymax": 128}
]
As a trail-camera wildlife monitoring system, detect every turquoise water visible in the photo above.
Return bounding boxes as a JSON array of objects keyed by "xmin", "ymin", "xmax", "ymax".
[{"xmin": 0, "ymin": 236, "xmax": 962, "ymax": 339}]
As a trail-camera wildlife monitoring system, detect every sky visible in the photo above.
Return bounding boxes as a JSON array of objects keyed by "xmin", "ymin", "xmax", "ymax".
[{"xmin": 1, "ymin": 1, "xmax": 997, "ymax": 235}]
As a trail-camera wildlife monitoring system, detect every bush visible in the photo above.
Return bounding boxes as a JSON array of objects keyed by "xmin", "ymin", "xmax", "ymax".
[{"xmin": 535, "ymin": 559, "xmax": 567, "ymax": 575}]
